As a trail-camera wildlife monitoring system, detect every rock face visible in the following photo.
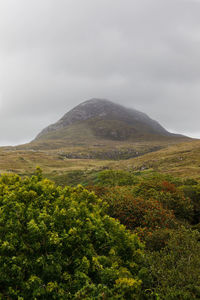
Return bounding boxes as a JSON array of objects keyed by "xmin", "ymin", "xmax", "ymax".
[{"xmin": 36, "ymin": 98, "xmax": 172, "ymax": 141}]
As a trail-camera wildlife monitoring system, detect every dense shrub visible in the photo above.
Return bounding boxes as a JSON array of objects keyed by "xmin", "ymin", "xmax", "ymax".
[
  {"xmin": 91, "ymin": 171, "xmax": 193, "ymax": 223},
  {"xmin": 96, "ymin": 170, "xmax": 139, "ymax": 187},
  {"xmin": 148, "ymin": 227, "xmax": 200, "ymax": 299},
  {"xmin": 103, "ymin": 187, "xmax": 177, "ymax": 233},
  {"xmin": 0, "ymin": 172, "xmax": 151, "ymax": 299},
  {"xmin": 47, "ymin": 170, "xmax": 85, "ymax": 187},
  {"xmin": 131, "ymin": 179, "xmax": 193, "ymax": 221},
  {"xmin": 99, "ymin": 182, "xmax": 182, "ymax": 251},
  {"xmin": 85, "ymin": 171, "xmax": 200, "ymax": 298},
  {"xmin": 86, "ymin": 185, "xmax": 109, "ymax": 198},
  {"xmin": 180, "ymin": 184, "xmax": 200, "ymax": 224},
  {"xmin": 138, "ymin": 227, "xmax": 172, "ymax": 251}
]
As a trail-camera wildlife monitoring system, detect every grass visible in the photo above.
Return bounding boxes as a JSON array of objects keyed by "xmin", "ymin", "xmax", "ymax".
[
  {"xmin": 1, "ymin": 138, "xmax": 200, "ymax": 183},
  {"xmin": 0, "ymin": 148, "xmax": 113, "ymax": 176},
  {"xmin": 116, "ymin": 139, "xmax": 200, "ymax": 179}
]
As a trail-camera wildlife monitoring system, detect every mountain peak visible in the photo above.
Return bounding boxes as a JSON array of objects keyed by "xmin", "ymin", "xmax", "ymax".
[{"xmin": 35, "ymin": 98, "xmax": 173, "ymax": 141}]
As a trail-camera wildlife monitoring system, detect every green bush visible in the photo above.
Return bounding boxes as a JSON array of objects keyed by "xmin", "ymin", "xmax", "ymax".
[
  {"xmin": 96, "ymin": 170, "xmax": 139, "ymax": 187},
  {"xmin": 148, "ymin": 227, "xmax": 200, "ymax": 299},
  {"xmin": 0, "ymin": 172, "xmax": 150, "ymax": 299},
  {"xmin": 137, "ymin": 228, "xmax": 172, "ymax": 251},
  {"xmin": 180, "ymin": 184, "xmax": 200, "ymax": 224}
]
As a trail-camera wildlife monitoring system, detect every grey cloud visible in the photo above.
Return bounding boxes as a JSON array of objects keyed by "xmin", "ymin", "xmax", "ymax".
[{"xmin": 0, "ymin": 0, "xmax": 200, "ymax": 145}]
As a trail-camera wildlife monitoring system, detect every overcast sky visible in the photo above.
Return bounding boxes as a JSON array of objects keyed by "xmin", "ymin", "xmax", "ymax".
[{"xmin": 1, "ymin": 0, "xmax": 200, "ymax": 145}]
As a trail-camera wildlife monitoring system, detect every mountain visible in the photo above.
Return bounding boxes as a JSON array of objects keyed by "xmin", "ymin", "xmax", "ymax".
[
  {"xmin": 1, "ymin": 98, "xmax": 195, "ymax": 175},
  {"xmin": 35, "ymin": 98, "xmax": 177, "ymax": 142},
  {"xmin": 17, "ymin": 98, "xmax": 189, "ymax": 159}
]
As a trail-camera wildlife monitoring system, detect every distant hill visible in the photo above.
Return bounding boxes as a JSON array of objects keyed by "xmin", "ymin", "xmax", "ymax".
[
  {"xmin": 0, "ymin": 98, "xmax": 197, "ymax": 176},
  {"xmin": 35, "ymin": 98, "xmax": 182, "ymax": 142},
  {"xmin": 17, "ymin": 98, "xmax": 189, "ymax": 160}
]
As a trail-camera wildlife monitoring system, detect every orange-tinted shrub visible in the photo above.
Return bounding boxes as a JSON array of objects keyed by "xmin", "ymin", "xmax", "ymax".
[
  {"xmin": 132, "ymin": 180, "xmax": 193, "ymax": 221},
  {"xmin": 103, "ymin": 186, "xmax": 177, "ymax": 232}
]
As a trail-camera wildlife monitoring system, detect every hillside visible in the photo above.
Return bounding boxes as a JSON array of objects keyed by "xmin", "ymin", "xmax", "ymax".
[
  {"xmin": 35, "ymin": 98, "xmax": 184, "ymax": 142},
  {"xmin": 0, "ymin": 139, "xmax": 200, "ymax": 186},
  {"xmin": 17, "ymin": 99, "xmax": 189, "ymax": 159},
  {"xmin": 118, "ymin": 139, "xmax": 200, "ymax": 179},
  {"xmin": 36, "ymin": 98, "xmax": 173, "ymax": 140}
]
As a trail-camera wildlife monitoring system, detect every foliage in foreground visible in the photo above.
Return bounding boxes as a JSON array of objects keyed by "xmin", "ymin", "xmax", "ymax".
[
  {"xmin": 0, "ymin": 171, "xmax": 151, "ymax": 299},
  {"xmin": 86, "ymin": 169, "xmax": 200, "ymax": 299},
  {"xmin": 148, "ymin": 227, "xmax": 200, "ymax": 299}
]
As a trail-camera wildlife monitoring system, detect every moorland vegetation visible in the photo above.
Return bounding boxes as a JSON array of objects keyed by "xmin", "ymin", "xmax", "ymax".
[{"xmin": 0, "ymin": 168, "xmax": 200, "ymax": 299}]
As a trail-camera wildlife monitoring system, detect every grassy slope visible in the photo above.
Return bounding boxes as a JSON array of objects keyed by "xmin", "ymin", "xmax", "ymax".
[
  {"xmin": 0, "ymin": 138, "xmax": 199, "ymax": 183},
  {"xmin": 116, "ymin": 139, "xmax": 200, "ymax": 179},
  {"xmin": 0, "ymin": 149, "xmax": 114, "ymax": 175},
  {"xmin": 15, "ymin": 119, "xmax": 189, "ymax": 162},
  {"xmin": 21, "ymin": 119, "xmax": 188, "ymax": 148}
]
